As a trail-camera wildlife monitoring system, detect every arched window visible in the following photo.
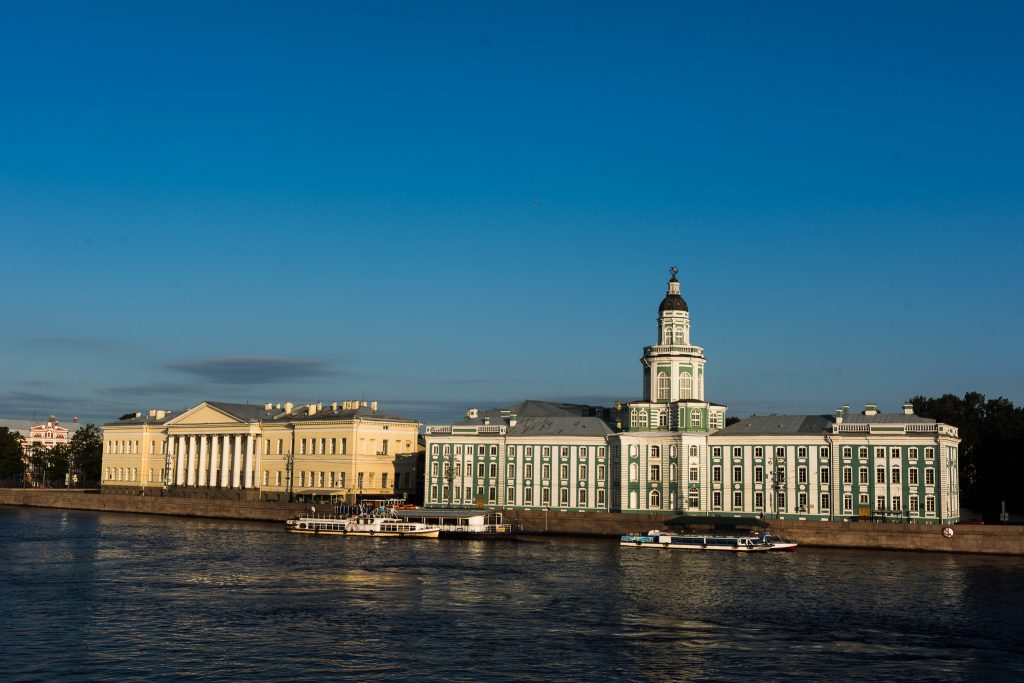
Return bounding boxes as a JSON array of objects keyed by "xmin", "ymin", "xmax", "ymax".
[
  {"xmin": 636, "ymin": 410, "xmax": 649, "ymax": 428},
  {"xmin": 689, "ymin": 445, "xmax": 698, "ymax": 458},
  {"xmin": 690, "ymin": 409, "xmax": 702, "ymax": 428},
  {"xmin": 674, "ymin": 326, "xmax": 684, "ymax": 345},
  {"xmin": 629, "ymin": 462, "xmax": 639, "ymax": 481},
  {"xmin": 680, "ymin": 372, "xmax": 692, "ymax": 399},
  {"xmin": 650, "ymin": 490, "xmax": 661, "ymax": 508},
  {"xmin": 657, "ymin": 372, "xmax": 670, "ymax": 400},
  {"xmin": 663, "ymin": 326, "xmax": 671, "ymax": 344}
]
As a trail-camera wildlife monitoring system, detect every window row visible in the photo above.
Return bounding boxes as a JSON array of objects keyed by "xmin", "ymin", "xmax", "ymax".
[{"xmin": 429, "ymin": 485, "xmax": 607, "ymax": 507}]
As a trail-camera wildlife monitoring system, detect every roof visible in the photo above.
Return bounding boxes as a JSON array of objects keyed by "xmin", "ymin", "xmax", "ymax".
[
  {"xmin": 659, "ymin": 274, "xmax": 688, "ymax": 312},
  {"xmin": 714, "ymin": 415, "xmax": 834, "ymax": 437},
  {"xmin": 284, "ymin": 403, "xmax": 417, "ymax": 424},
  {"xmin": 452, "ymin": 400, "xmax": 615, "ymax": 427},
  {"xmin": 0, "ymin": 418, "xmax": 84, "ymax": 434},
  {"xmin": 840, "ymin": 413, "xmax": 935, "ymax": 424},
  {"xmin": 508, "ymin": 416, "xmax": 614, "ymax": 437},
  {"xmin": 105, "ymin": 411, "xmax": 179, "ymax": 427},
  {"xmin": 393, "ymin": 509, "xmax": 494, "ymax": 520}
]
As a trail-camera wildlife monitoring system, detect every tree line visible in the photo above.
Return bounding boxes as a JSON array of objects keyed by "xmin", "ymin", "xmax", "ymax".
[
  {"xmin": 911, "ymin": 392, "xmax": 1024, "ymax": 520},
  {"xmin": 0, "ymin": 424, "xmax": 104, "ymax": 488}
]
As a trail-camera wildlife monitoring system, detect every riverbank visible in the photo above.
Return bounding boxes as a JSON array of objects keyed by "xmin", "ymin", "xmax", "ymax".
[{"xmin": 3, "ymin": 488, "xmax": 1022, "ymax": 554}]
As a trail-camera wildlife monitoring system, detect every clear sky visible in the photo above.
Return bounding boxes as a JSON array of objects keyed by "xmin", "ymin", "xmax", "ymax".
[{"xmin": 1, "ymin": 2, "xmax": 1022, "ymax": 426}]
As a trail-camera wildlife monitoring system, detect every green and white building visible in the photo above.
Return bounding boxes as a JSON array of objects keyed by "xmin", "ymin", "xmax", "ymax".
[{"xmin": 423, "ymin": 270, "xmax": 960, "ymax": 524}]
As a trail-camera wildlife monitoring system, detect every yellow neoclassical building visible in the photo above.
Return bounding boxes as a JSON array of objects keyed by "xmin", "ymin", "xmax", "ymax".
[{"xmin": 101, "ymin": 400, "xmax": 422, "ymax": 502}]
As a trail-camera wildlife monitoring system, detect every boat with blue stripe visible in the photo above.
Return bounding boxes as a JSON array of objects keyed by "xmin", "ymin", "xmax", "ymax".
[{"xmin": 620, "ymin": 529, "xmax": 796, "ymax": 551}]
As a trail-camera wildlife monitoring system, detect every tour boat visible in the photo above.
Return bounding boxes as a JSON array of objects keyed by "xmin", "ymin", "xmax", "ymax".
[
  {"xmin": 391, "ymin": 508, "xmax": 515, "ymax": 539},
  {"xmin": 619, "ymin": 529, "xmax": 796, "ymax": 551},
  {"xmin": 285, "ymin": 513, "xmax": 441, "ymax": 538}
]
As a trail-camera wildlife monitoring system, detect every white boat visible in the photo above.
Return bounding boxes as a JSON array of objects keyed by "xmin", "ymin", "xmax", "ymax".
[
  {"xmin": 285, "ymin": 512, "xmax": 441, "ymax": 538},
  {"xmin": 392, "ymin": 508, "xmax": 515, "ymax": 539},
  {"xmin": 756, "ymin": 532, "xmax": 798, "ymax": 551},
  {"xmin": 619, "ymin": 529, "xmax": 796, "ymax": 551}
]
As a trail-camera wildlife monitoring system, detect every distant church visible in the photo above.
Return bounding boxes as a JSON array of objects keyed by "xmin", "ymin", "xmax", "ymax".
[{"xmin": 423, "ymin": 269, "xmax": 961, "ymax": 524}]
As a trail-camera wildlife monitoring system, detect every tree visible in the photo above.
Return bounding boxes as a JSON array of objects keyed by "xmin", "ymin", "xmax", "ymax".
[
  {"xmin": 725, "ymin": 416, "xmax": 741, "ymax": 427},
  {"xmin": 70, "ymin": 423, "xmax": 103, "ymax": 485},
  {"xmin": 0, "ymin": 427, "xmax": 27, "ymax": 484}
]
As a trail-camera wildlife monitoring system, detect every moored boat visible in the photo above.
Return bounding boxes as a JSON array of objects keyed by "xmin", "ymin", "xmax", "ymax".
[
  {"xmin": 285, "ymin": 511, "xmax": 441, "ymax": 538},
  {"xmin": 391, "ymin": 508, "xmax": 515, "ymax": 539},
  {"xmin": 620, "ymin": 529, "xmax": 796, "ymax": 551}
]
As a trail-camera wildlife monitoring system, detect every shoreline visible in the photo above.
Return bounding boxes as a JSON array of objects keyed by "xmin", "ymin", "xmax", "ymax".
[{"xmin": 3, "ymin": 488, "xmax": 1022, "ymax": 555}]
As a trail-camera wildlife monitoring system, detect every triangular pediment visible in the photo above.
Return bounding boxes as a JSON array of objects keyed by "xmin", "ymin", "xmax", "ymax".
[{"xmin": 165, "ymin": 402, "xmax": 245, "ymax": 427}]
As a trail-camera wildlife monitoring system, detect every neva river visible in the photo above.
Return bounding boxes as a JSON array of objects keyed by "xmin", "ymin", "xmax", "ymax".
[{"xmin": 3, "ymin": 508, "xmax": 1024, "ymax": 682}]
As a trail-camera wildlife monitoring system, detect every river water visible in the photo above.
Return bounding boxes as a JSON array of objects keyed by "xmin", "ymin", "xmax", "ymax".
[{"xmin": 2, "ymin": 507, "xmax": 1023, "ymax": 682}]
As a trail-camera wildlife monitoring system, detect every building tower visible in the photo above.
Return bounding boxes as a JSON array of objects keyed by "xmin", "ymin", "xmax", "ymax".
[{"xmin": 641, "ymin": 266, "xmax": 707, "ymax": 404}]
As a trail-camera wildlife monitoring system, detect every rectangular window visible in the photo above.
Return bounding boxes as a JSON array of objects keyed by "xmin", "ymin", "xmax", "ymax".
[
  {"xmin": 733, "ymin": 491, "xmax": 742, "ymax": 509},
  {"xmin": 821, "ymin": 493, "xmax": 831, "ymax": 510},
  {"xmin": 688, "ymin": 494, "xmax": 700, "ymax": 509},
  {"xmin": 821, "ymin": 468, "xmax": 830, "ymax": 484},
  {"xmin": 843, "ymin": 467, "xmax": 852, "ymax": 484},
  {"xmin": 909, "ymin": 447, "xmax": 918, "ymax": 460},
  {"xmin": 318, "ymin": 471, "xmax": 325, "ymax": 487},
  {"xmin": 730, "ymin": 465, "xmax": 740, "ymax": 482},
  {"xmin": 559, "ymin": 487, "xmax": 568, "ymax": 505},
  {"xmin": 690, "ymin": 467, "xmax": 699, "ymax": 482},
  {"xmin": 925, "ymin": 447, "xmax": 935, "ymax": 460},
  {"xmin": 477, "ymin": 463, "xmax": 485, "ymax": 478},
  {"xmin": 890, "ymin": 447, "xmax": 900, "ymax": 459},
  {"xmin": 712, "ymin": 491, "xmax": 722, "ymax": 509},
  {"xmin": 909, "ymin": 469, "xmax": 919, "ymax": 485},
  {"xmin": 891, "ymin": 496, "xmax": 902, "ymax": 512},
  {"xmin": 597, "ymin": 489, "xmax": 605, "ymax": 506},
  {"xmin": 844, "ymin": 494, "xmax": 853, "ymax": 512},
  {"xmin": 843, "ymin": 447, "xmax": 852, "ymax": 459},
  {"xmin": 754, "ymin": 466, "xmax": 763, "ymax": 484},
  {"xmin": 525, "ymin": 487, "xmax": 533, "ymax": 505},
  {"xmin": 798, "ymin": 467, "xmax": 807, "ymax": 484},
  {"xmin": 542, "ymin": 488, "xmax": 550, "ymax": 505},
  {"xmin": 731, "ymin": 447, "xmax": 741, "ymax": 458},
  {"xmin": 858, "ymin": 447, "xmax": 867, "ymax": 459},
  {"xmin": 859, "ymin": 493, "xmax": 869, "ymax": 505},
  {"xmin": 926, "ymin": 496, "xmax": 935, "ymax": 513},
  {"xmin": 489, "ymin": 463, "xmax": 497, "ymax": 478},
  {"xmin": 797, "ymin": 447, "xmax": 807, "ymax": 458},
  {"xmin": 488, "ymin": 486, "xmax": 496, "ymax": 503},
  {"xmin": 341, "ymin": 438, "xmax": 347, "ymax": 455},
  {"xmin": 300, "ymin": 471, "xmax": 306, "ymax": 487},
  {"xmin": 320, "ymin": 438, "xmax": 327, "ymax": 455},
  {"xmin": 357, "ymin": 472, "xmax": 364, "ymax": 489},
  {"xmin": 775, "ymin": 447, "xmax": 785, "ymax": 459},
  {"xmin": 597, "ymin": 464, "xmax": 605, "ymax": 480},
  {"xmin": 891, "ymin": 467, "xmax": 901, "ymax": 485},
  {"xmin": 542, "ymin": 464, "xmax": 551, "ymax": 480},
  {"xmin": 712, "ymin": 466, "xmax": 721, "ymax": 483},
  {"xmin": 559, "ymin": 464, "xmax": 569, "ymax": 480},
  {"xmin": 525, "ymin": 463, "xmax": 533, "ymax": 479},
  {"xmin": 754, "ymin": 447, "xmax": 764, "ymax": 458},
  {"xmin": 507, "ymin": 463, "xmax": 515, "ymax": 479},
  {"xmin": 877, "ymin": 495, "xmax": 886, "ymax": 511},
  {"xmin": 650, "ymin": 465, "xmax": 661, "ymax": 481},
  {"xmin": 820, "ymin": 447, "xmax": 830, "ymax": 458},
  {"xmin": 926, "ymin": 469, "xmax": 935, "ymax": 485},
  {"xmin": 859, "ymin": 467, "xmax": 869, "ymax": 484},
  {"xmin": 276, "ymin": 471, "xmax": 282, "ymax": 486},
  {"xmin": 776, "ymin": 492, "xmax": 785, "ymax": 511},
  {"xmin": 382, "ymin": 473, "xmax": 388, "ymax": 489},
  {"xmin": 507, "ymin": 487, "xmax": 515, "ymax": 504},
  {"xmin": 876, "ymin": 468, "xmax": 885, "ymax": 484},
  {"xmin": 875, "ymin": 448, "xmax": 885, "ymax": 460},
  {"xmin": 300, "ymin": 439, "xmax": 306, "ymax": 455},
  {"xmin": 909, "ymin": 495, "xmax": 919, "ymax": 513},
  {"xmin": 798, "ymin": 492, "xmax": 807, "ymax": 511},
  {"xmin": 754, "ymin": 491, "xmax": 764, "ymax": 510},
  {"xmin": 579, "ymin": 489, "xmax": 587, "ymax": 506}
]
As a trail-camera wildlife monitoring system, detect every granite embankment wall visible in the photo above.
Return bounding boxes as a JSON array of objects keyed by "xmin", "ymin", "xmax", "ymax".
[
  {"xmin": 4, "ymin": 490, "xmax": 1023, "ymax": 555},
  {"xmin": 0, "ymin": 489, "xmax": 306, "ymax": 522}
]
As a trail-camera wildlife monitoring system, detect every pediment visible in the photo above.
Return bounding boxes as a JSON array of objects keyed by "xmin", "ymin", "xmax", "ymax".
[{"xmin": 166, "ymin": 403, "xmax": 244, "ymax": 427}]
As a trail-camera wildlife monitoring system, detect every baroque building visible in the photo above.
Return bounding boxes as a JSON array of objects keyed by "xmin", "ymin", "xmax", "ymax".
[
  {"xmin": 424, "ymin": 270, "xmax": 961, "ymax": 524},
  {"xmin": 101, "ymin": 400, "xmax": 422, "ymax": 502}
]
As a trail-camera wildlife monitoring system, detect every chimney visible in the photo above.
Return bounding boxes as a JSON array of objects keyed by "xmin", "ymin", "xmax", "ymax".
[
  {"xmin": 864, "ymin": 403, "xmax": 878, "ymax": 416},
  {"xmin": 332, "ymin": 402, "xmax": 338, "ymax": 411},
  {"xmin": 264, "ymin": 402, "xmax": 272, "ymax": 410},
  {"xmin": 842, "ymin": 404, "xmax": 850, "ymax": 417},
  {"xmin": 370, "ymin": 401, "xmax": 378, "ymax": 412},
  {"xmin": 284, "ymin": 402, "xmax": 293, "ymax": 414},
  {"xmin": 362, "ymin": 401, "xmax": 368, "ymax": 408},
  {"xmin": 467, "ymin": 408, "xmax": 479, "ymax": 419},
  {"xmin": 72, "ymin": 416, "xmax": 78, "ymax": 424},
  {"xmin": 149, "ymin": 409, "xmax": 156, "ymax": 417},
  {"xmin": 135, "ymin": 412, "xmax": 142, "ymax": 418},
  {"xmin": 275, "ymin": 403, "xmax": 281, "ymax": 410},
  {"xmin": 155, "ymin": 410, "xmax": 165, "ymax": 420},
  {"xmin": 308, "ymin": 403, "xmax": 317, "ymax": 416},
  {"xmin": 903, "ymin": 403, "xmax": 914, "ymax": 415},
  {"xmin": 835, "ymin": 409, "xmax": 843, "ymax": 424},
  {"xmin": 483, "ymin": 416, "xmax": 490, "ymax": 425}
]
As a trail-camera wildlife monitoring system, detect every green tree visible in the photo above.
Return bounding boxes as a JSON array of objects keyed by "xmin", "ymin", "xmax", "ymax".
[
  {"xmin": 70, "ymin": 423, "xmax": 103, "ymax": 485},
  {"xmin": 0, "ymin": 427, "xmax": 27, "ymax": 484}
]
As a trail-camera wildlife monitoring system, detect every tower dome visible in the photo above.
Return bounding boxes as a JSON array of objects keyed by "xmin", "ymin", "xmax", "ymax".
[{"xmin": 659, "ymin": 269, "xmax": 688, "ymax": 312}]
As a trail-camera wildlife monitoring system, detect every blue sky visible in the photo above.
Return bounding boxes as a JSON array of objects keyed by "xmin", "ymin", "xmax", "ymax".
[{"xmin": 1, "ymin": 2, "xmax": 1021, "ymax": 426}]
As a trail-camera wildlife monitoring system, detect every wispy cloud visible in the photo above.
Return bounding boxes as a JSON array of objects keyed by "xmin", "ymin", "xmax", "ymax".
[
  {"xmin": 165, "ymin": 357, "xmax": 336, "ymax": 384},
  {"xmin": 95, "ymin": 382, "xmax": 202, "ymax": 398}
]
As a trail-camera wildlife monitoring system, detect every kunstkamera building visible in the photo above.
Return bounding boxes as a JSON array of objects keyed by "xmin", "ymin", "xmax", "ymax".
[{"xmin": 424, "ymin": 270, "xmax": 960, "ymax": 524}]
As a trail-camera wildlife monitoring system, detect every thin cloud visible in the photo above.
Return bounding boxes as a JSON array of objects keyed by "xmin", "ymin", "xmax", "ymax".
[
  {"xmin": 95, "ymin": 382, "xmax": 202, "ymax": 398},
  {"xmin": 165, "ymin": 357, "xmax": 335, "ymax": 385}
]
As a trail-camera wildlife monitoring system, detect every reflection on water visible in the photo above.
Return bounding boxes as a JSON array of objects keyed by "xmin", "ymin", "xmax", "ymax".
[{"xmin": 3, "ymin": 507, "xmax": 1024, "ymax": 681}]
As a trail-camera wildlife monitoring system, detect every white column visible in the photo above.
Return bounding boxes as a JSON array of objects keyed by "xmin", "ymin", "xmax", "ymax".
[
  {"xmin": 245, "ymin": 434, "xmax": 255, "ymax": 489},
  {"xmin": 220, "ymin": 435, "xmax": 231, "ymax": 487},
  {"xmin": 210, "ymin": 435, "xmax": 220, "ymax": 487},
  {"xmin": 197, "ymin": 435, "xmax": 209, "ymax": 487},
  {"xmin": 186, "ymin": 435, "xmax": 197, "ymax": 486},
  {"xmin": 232, "ymin": 435, "xmax": 243, "ymax": 489},
  {"xmin": 175, "ymin": 436, "xmax": 186, "ymax": 485}
]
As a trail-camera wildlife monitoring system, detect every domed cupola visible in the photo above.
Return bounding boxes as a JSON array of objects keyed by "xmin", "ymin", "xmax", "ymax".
[{"xmin": 659, "ymin": 268, "xmax": 688, "ymax": 312}]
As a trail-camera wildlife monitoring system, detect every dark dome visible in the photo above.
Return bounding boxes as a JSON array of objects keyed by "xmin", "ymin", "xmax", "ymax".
[{"xmin": 659, "ymin": 293, "xmax": 688, "ymax": 312}]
